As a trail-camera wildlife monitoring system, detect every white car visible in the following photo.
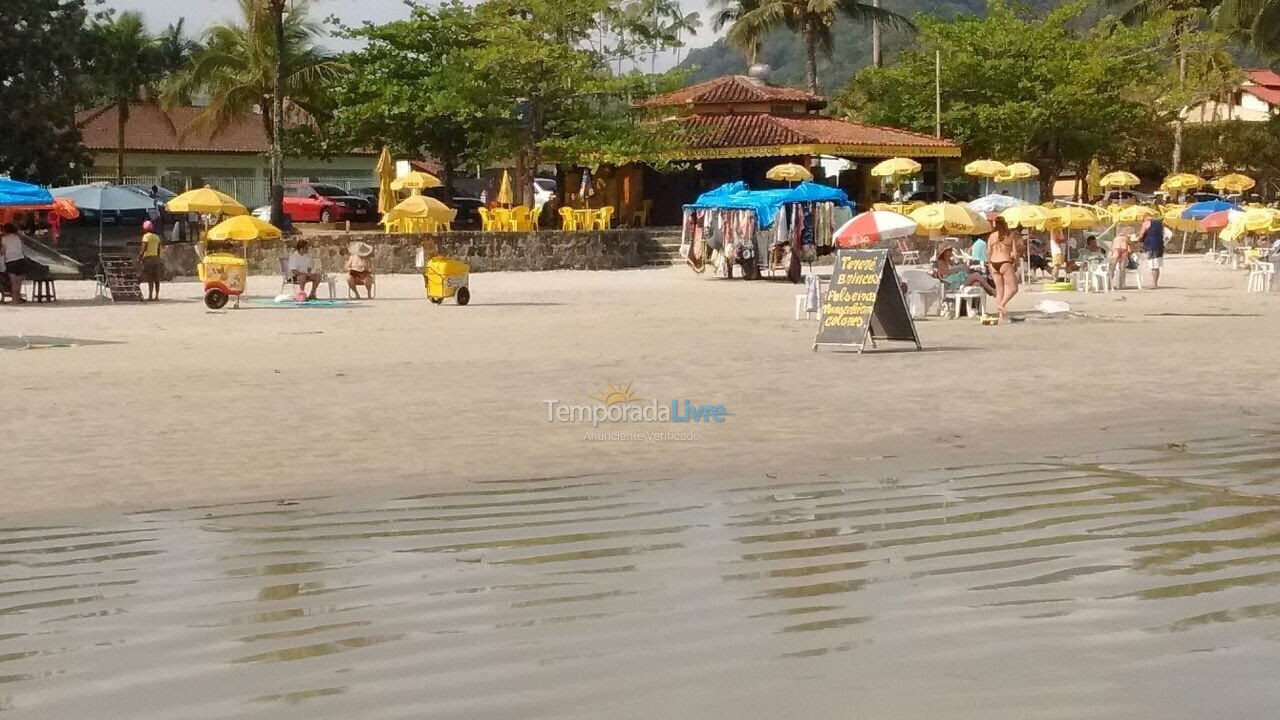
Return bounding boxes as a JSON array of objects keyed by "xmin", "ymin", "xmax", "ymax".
[{"xmin": 532, "ymin": 178, "xmax": 556, "ymax": 207}]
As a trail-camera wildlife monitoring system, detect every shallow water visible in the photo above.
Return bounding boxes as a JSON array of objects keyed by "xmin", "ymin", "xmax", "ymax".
[{"xmin": 2, "ymin": 434, "xmax": 1279, "ymax": 719}]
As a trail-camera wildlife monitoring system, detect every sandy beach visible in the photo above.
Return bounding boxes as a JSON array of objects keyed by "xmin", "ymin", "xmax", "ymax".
[
  {"xmin": 4, "ymin": 256, "xmax": 1280, "ymax": 719},
  {"xmin": 2, "ymin": 255, "xmax": 1277, "ymax": 517}
]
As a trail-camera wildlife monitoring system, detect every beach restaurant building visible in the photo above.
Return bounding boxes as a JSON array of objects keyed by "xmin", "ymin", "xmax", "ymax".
[{"xmin": 606, "ymin": 70, "xmax": 961, "ymax": 226}]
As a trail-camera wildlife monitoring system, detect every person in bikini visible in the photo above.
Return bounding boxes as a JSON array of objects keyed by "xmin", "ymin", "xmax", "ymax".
[{"xmin": 987, "ymin": 217, "xmax": 1020, "ymax": 322}]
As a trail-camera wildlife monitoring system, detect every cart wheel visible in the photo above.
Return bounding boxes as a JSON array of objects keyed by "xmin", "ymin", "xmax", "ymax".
[
  {"xmin": 455, "ymin": 287, "xmax": 470, "ymax": 306},
  {"xmin": 428, "ymin": 296, "xmax": 444, "ymax": 305},
  {"xmin": 204, "ymin": 288, "xmax": 229, "ymax": 310}
]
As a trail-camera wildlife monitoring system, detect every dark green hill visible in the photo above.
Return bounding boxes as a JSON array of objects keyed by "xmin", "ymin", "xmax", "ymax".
[{"xmin": 677, "ymin": 0, "xmax": 1113, "ymax": 95}]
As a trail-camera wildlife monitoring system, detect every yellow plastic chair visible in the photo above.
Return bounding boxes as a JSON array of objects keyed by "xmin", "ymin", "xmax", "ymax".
[
  {"xmin": 631, "ymin": 199, "xmax": 652, "ymax": 227},
  {"xmin": 595, "ymin": 206, "xmax": 615, "ymax": 230},
  {"xmin": 560, "ymin": 207, "xmax": 578, "ymax": 231},
  {"xmin": 493, "ymin": 208, "xmax": 515, "ymax": 232},
  {"xmin": 478, "ymin": 207, "xmax": 493, "ymax": 232},
  {"xmin": 575, "ymin": 209, "xmax": 593, "ymax": 230},
  {"xmin": 511, "ymin": 206, "xmax": 532, "ymax": 232},
  {"xmin": 530, "ymin": 204, "xmax": 543, "ymax": 230}
]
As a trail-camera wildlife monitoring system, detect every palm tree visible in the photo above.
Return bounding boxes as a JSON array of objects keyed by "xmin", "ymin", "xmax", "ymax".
[
  {"xmin": 727, "ymin": 0, "xmax": 912, "ymax": 94},
  {"xmin": 95, "ymin": 12, "xmax": 161, "ymax": 183},
  {"xmin": 712, "ymin": 0, "xmax": 763, "ymax": 64},
  {"xmin": 162, "ymin": 0, "xmax": 342, "ymax": 204},
  {"xmin": 1110, "ymin": 0, "xmax": 1224, "ymax": 171}
]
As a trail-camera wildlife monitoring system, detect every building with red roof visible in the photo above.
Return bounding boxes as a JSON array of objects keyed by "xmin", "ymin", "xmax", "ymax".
[
  {"xmin": 75, "ymin": 104, "xmax": 376, "ymax": 207},
  {"xmin": 601, "ymin": 68, "xmax": 960, "ymax": 225},
  {"xmin": 1185, "ymin": 69, "xmax": 1280, "ymax": 124}
]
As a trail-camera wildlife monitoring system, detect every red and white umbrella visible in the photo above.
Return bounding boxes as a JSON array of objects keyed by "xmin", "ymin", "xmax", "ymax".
[
  {"xmin": 834, "ymin": 210, "xmax": 918, "ymax": 248},
  {"xmin": 1199, "ymin": 210, "xmax": 1235, "ymax": 231}
]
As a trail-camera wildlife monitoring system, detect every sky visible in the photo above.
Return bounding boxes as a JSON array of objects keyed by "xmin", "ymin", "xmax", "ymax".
[{"xmin": 102, "ymin": 0, "xmax": 721, "ymax": 67}]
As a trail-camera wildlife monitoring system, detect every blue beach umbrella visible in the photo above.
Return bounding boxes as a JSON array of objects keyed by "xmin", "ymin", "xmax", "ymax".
[
  {"xmin": 50, "ymin": 182, "xmax": 158, "ymax": 214},
  {"xmin": 0, "ymin": 178, "xmax": 54, "ymax": 207},
  {"xmin": 1181, "ymin": 200, "xmax": 1240, "ymax": 220}
]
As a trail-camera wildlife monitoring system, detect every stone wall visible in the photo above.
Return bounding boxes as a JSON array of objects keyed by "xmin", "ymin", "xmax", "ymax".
[{"xmin": 161, "ymin": 229, "xmax": 663, "ymax": 277}]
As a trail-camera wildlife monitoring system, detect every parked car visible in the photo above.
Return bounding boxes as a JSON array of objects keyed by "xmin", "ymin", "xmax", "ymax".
[
  {"xmin": 533, "ymin": 177, "xmax": 557, "ymax": 207},
  {"xmin": 424, "ymin": 187, "xmax": 485, "ymax": 229},
  {"xmin": 283, "ymin": 183, "xmax": 375, "ymax": 223},
  {"xmin": 1101, "ymin": 190, "xmax": 1155, "ymax": 206},
  {"xmin": 906, "ymin": 190, "xmax": 960, "ymax": 203},
  {"xmin": 347, "ymin": 185, "xmax": 381, "ymax": 212}
]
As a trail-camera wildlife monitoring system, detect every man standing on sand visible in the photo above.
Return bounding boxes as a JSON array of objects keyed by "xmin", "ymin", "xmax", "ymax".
[
  {"xmin": 1137, "ymin": 216, "xmax": 1167, "ymax": 289},
  {"xmin": 288, "ymin": 239, "xmax": 322, "ymax": 300},
  {"xmin": 139, "ymin": 221, "xmax": 163, "ymax": 301}
]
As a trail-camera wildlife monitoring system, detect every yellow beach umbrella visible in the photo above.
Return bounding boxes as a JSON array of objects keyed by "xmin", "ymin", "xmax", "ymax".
[
  {"xmin": 964, "ymin": 159, "xmax": 1007, "ymax": 178},
  {"xmin": 1100, "ymin": 171, "xmax": 1141, "ymax": 189},
  {"xmin": 167, "ymin": 186, "xmax": 247, "ymax": 216},
  {"xmin": 390, "ymin": 171, "xmax": 441, "ymax": 194},
  {"xmin": 1161, "ymin": 173, "xmax": 1204, "ymax": 192},
  {"xmin": 766, "ymin": 163, "xmax": 813, "ymax": 183},
  {"xmin": 384, "ymin": 194, "xmax": 453, "ymax": 223},
  {"xmin": 497, "ymin": 170, "xmax": 514, "ymax": 206},
  {"xmin": 1211, "ymin": 173, "xmax": 1255, "ymax": 193},
  {"xmin": 205, "ymin": 215, "xmax": 282, "ymax": 243},
  {"xmin": 871, "ymin": 157, "xmax": 922, "ymax": 178},
  {"xmin": 1236, "ymin": 206, "xmax": 1278, "ymax": 232},
  {"xmin": 1162, "ymin": 205, "xmax": 1199, "ymax": 233},
  {"xmin": 1113, "ymin": 205, "xmax": 1159, "ymax": 223},
  {"xmin": 910, "ymin": 202, "xmax": 990, "ymax": 235},
  {"xmin": 376, "ymin": 148, "xmax": 396, "ymax": 213},
  {"xmin": 1052, "ymin": 206, "xmax": 1101, "ymax": 230},
  {"xmin": 1000, "ymin": 204, "xmax": 1053, "ymax": 229},
  {"xmin": 995, "ymin": 162, "xmax": 1040, "ymax": 182}
]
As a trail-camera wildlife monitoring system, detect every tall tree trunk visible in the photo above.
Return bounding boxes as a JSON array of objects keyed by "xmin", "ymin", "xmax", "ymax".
[
  {"xmin": 1172, "ymin": 33, "xmax": 1187, "ymax": 174},
  {"xmin": 871, "ymin": 0, "xmax": 882, "ymax": 69},
  {"xmin": 116, "ymin": 101, "xmax": 129, "ymax": 184},
  {"xmin": 803, "ymin": 26, "xmax": 819, "ymax": 95},
  {"xmin": 269, "ymin": 0, "xmax": 286, "ymax": 226}
]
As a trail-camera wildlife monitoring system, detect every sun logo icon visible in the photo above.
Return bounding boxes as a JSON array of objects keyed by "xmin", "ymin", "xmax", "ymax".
[{"xmin": 591, "ymin": 381, "xmax": 638, "ymax": 405}]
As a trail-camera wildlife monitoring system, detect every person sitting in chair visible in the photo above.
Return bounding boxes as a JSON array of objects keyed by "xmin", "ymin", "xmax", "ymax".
[
  {"xmin": 346, "ymin": 241, "xmax": 374, "ymax": 299},
  {"xmin": 288, "ymin": 239, "xmax": 321, "ymax": 300},
  {"xmin": 936, "ymin": 245, "xmax": 995, "ymax": 296},
  {"xmin": 1, "ymin": 223, "xmax": 30, "ymax": 303}
]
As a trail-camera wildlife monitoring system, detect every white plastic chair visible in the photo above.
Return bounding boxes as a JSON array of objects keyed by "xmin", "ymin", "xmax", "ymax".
[
  {"xmin": 1074, "ymin": 260, "xmax": 1110, "ymax": 293},
  {"xmin": 899, "ymin": 268, "xmax": 942, "ymax": 319},
  {"xmin": 943, "ymin": 285, "xmax": 985, "ymax": 319},
  {"xmin": 1246, "ymin": 261, "xmax": 1275, "ymax": 293},
  {"xmin": 896, "ymin": 238, "xmax": 921, "ymax": 266},
  {"xmin": 280, "ymin": 257, "xmax": 337, "ymax": 299}
]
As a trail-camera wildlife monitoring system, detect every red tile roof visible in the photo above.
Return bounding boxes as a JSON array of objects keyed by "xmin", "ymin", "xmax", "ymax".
[
  {"xmin": 1243, "ymin": 85, "xmax": 1280, "ymax": 106},
  {"xmin": 641, "ymin": 75, "xmax": 824, "ymax": 109},
  {"xmin": 665, "ymin": 113, "xmax": 959, "ymax": 158},
  {"xmin": 1244, "ymin": 68, "xmax": 1280, "ymax": 87},
  {"xmin": 75, "ymin": 104, "xmax": 374, "ymax": 155}
]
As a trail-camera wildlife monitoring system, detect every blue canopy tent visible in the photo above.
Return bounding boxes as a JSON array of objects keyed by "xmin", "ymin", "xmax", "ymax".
[
  {"xmin": 0, "ymin": 178, "xmax": 54, "ymax": 209},
  {"xmin": 686, "ymin": 181, "xmax": 851, "ymax": 229}
]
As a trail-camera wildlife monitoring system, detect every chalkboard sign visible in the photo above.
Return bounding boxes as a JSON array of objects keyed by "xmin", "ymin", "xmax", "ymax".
[{"xmin": 813, "ymin": 249, "xmax": 922, "ymax": 353}]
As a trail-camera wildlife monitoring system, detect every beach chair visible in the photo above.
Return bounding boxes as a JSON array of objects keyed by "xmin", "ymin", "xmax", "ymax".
[
  {"xmin": 630, "ymin": 199, "xmax": 652, "ymax": 227},
  {"xmin": 1247, "ymin": 260, "xmax": 1275, "ymax": 292},
  {"xmin": 896, "ymin": 237, "xmax": 920, "ymax": 266},
  {"xmin": 478, "ymin": 207, "xmax": 494, "ymax": 232},
  {"xmin": 1074, "ymin": 260, "xmax": 1110, "ymax": 293},
  {"xmin": 560, "ymin": 207, "xmax": 579, "ymax": 231},
  {"xmin": 280, "ymin": 257, "xmax": 336, "ymax": 299},
  {"xmin": 596, "ymin": 204, "xmax": 616, "ymax": 229},
  {"xmin": 491, "ymin": 207, "xmax": 514, "ymax": 232},
  {"xmin": 510, "ymin": 206, "xmax": 532, "ymax": 232}
]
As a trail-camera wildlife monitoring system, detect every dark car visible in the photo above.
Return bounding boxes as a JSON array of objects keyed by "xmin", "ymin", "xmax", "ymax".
[
  {"xmin": 283, "ymin": 183, "xmax": 375, "ymax": 223},
  {"xmin": 907, "ymin": 190, "xmax": 961, "ymax": 203},
  {"xmin": 347, "ymin": 185, "xmax": 381, "ymax": 210},
  {"xmin": 422, "ymin": 186, "xmax": 484, "ymax": 229}
]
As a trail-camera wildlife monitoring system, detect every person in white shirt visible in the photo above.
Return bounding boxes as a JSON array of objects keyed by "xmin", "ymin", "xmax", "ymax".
[
  {"xmin": 2, "ymin": 223, "xmax": 31, "ymax": 303},
  {"xmin": 288, "ymin": 239, "xmax": 321, "ymax": 300}
]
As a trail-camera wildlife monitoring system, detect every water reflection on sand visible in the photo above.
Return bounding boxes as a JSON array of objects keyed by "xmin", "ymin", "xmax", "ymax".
[{"xmin": 2, "ymin": 434, "xmax": 1279, "ymax": 719}]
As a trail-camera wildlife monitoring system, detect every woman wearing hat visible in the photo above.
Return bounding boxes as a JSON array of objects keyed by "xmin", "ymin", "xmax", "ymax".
[
  {"xmin": 936, "ymin": 245, "xmax": 994, "ymax": 296},
  {"xmin": 346, "ymin": 241, "xmax": 375, "ymax": 299}
]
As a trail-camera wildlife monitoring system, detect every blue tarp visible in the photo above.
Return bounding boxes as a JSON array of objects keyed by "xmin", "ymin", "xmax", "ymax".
[
  {"xmin": 0, "ymin": 178, "xmax": 53, "ymax": 207},
  {"xmin": 686, "ymin": 181, "xmax": 851, "ymax": 229}
]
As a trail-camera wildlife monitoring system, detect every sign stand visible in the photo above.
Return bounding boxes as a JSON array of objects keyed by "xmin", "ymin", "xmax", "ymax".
[{"xmin": 813, "ymin": 249, "xmax": 922, "ymax": 353}]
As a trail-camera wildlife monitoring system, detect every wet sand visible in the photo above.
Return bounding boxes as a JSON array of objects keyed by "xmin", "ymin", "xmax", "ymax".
[
  {"xmin": 1, "ymin": 256, "xmax": 1278, "ymax": 516},
  {"xmin": 1, "ymin": 432, "xmax": 1278, "ymax": 718}
]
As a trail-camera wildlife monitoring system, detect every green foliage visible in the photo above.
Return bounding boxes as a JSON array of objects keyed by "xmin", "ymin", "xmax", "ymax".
[
  {"xmin": 313, "ymin": 0, "xmax": 683, "ymax": 200},
  {"xmin": 0, "ymin": 0, "xmax": 98, "ymax": 184},
  {"xmin": 834, "ymin": 2, "xmax": 1200, "ymax": 188},
  {"xmin": 162, "ymin": 0, "xmax": 343, "ymax": 146}
]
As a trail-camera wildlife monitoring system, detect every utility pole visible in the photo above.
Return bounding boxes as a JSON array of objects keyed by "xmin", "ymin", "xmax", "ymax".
[
  {"xmin": 872, "ymin": 0, "xmax": 882, "ymax": 68},
  {"xmin": 935, "ymin": 49, "xmax": 943, "ymax": 201},
  {"xmin": 269, "ymin": 0, "xmax": 286, "ymax": 225}
]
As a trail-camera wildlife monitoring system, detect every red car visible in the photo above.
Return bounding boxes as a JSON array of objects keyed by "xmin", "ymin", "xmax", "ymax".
[{"xmin": 282, "ymin": 183, "xmax": 375, "ymax": 223}]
